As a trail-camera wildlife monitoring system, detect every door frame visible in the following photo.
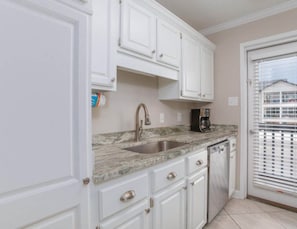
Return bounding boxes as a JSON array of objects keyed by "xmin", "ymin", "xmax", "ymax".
[{"xmin": 238, "ymin": 30, "xmax": 297, "ymax": 199}]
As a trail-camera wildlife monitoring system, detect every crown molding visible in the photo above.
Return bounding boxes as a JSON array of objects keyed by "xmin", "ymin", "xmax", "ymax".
[{"xmin": 200, "ymin": 0, "xmax": 297, "ymax": 36}]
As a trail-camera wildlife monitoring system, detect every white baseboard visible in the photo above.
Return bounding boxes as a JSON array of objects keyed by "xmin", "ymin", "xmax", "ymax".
[{"xmin": 232, "ymin": 189, "xmax": 245, "ymax": 199}]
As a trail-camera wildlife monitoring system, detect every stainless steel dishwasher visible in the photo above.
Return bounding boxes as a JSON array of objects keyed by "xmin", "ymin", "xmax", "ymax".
[{"xmin": 207, "ymin": 140, "xmax": 229, "ymax": 223}]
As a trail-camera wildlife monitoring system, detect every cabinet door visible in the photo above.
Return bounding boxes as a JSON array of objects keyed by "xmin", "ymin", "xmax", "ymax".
[
  {"xmin": 187, "ymin": 168, "xmax": 208, "ymax": 229},
  {"xmin": 229, "ymin": 151, "xmax": 236, "ymax": 198},
  {"xmin": 153, "ymin": 181, "xmax": 186, "ymax": 229},
  {"xmin": 181, "ymin": 34, "xmax": 201, "ymax": 98},
  {"xmin": 157, "ymin": 19, "xmax": 181, "ymax": 67},
  {"xmin": 200, "ymin": 46, "xmax": 214, "ymax": 100},
  {"xmin": 120, "ymin": 0, "xmax": 156, "ymax": 58},
  {"xmin": 0, "ymin": 1, "xmax": 90, "ymax": 228},
  {"xmin": 92, "ymin": 0, "xmax": 117, "ymax": 91},
  {"xmin": 100, "ymin": 200, "xmax": 150, "ymax": 229}
]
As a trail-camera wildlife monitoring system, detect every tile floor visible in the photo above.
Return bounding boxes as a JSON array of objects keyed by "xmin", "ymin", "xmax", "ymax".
[{"xmin": 204, "ymin": 198, "xmax": 297, "ymax": 229}]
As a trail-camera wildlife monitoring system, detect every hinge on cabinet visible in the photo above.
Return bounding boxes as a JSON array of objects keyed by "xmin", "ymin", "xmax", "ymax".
[
  {"xmin": 119, "ymin": 0, "xmax": 122, "ymax": 4},
  {"xmin": 150, "ymin": 197, "xmax": 154, "ymax": 208},
  {"xmin": 180, "ymin": 33, "xmax": 182, "ymax": 39},
  {"xmin": 118, "ymin": 38, "xmax": 121, "ymax": 46}
]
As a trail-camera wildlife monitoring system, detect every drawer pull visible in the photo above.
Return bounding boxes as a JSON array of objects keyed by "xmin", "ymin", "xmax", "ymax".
[
  {"xmin": 167, "ymin": 172, "xmax": 177, "ymax": 180},
  {"xmin": 120, "ymin": 190, "xmax": 136, "ymax": 202},
  {"xmin": 145, "ymin": 208, "xmax": 150, "ymax": 214},
  {"xmin": 196, "ymin": 160, "xmax": 203, "ymax": 166}
]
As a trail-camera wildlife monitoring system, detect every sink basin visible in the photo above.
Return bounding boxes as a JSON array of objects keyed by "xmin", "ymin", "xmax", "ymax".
[{"xmin": 124, "ymin": 140, "xmax": 187, "ymax": 154}]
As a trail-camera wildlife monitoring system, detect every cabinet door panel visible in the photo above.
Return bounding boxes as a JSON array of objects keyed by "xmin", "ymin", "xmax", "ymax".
[
  {"xmin": 187, "ymin": 168, "xmax": 208, "ymax": 229},
  {"xmin": 120, "ymin": 0, "xmax": 156, "ymax": 58},
  {"xmin": 157, "ymin": 20, "xmax": 181, "ymax": 67},
  {"xmin": 153, "ymin": 181, "xmax": 186, "ymax": 229},
  {"xmin": 0, "ymin": 1, "xmax": 89, "ymax": 228},
  {"xmin": 229, "ymin": 151, "xmax": 236, "ymax": 198},
  {"xmin": 92, "ymin": 0, "xmax": 117, "ymax": 91},
  {"xmin": 201, "ymin": 46, "xmax": 214, "ymax": 100},
  {"xmin": 100, "ymin": 200, "xmax": 149, "ymax": 229},
  {"xmin": 181, "ymin": 34, "xmax": 201, "ymax": 98}
]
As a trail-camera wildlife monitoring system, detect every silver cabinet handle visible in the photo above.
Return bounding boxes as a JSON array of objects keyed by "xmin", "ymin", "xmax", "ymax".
[
  {"xmin": 159, "ymin": 54, "xmax": 164, "ymax": 58},
  {"xmin": 196, "ymin": 160, "xmax": 203, "ymax": 166},
  {"xmin": 145, "ymin": 208, "xmax": 150, "ymax": 214},
  {"xmin": 202, "ymin": 94, "xmax": 206, "ymax": 97},
  {"xmin": 152, "ymin": 50, "xmax": 156, "ymax": 54},
  {"xmin": 167, "ymin": 172, "xmax": 177, "ymax": 180},
  {"xmin": 120, "ymin": 190, "xmax": 136, "ymax": 202},
  {"xmin": 110, "ymin": 77, "xmax": 115, "ymax": 82}
]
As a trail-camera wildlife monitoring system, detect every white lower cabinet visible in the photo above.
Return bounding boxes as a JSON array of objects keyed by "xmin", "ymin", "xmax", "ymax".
[
  {"xmin": 99, "ymin": 200, "xmax": 150, "ymax": 229},
  {"xmin": 153, "ymin": 180, "xmax": 186, "ymax": 229},
  {"xmin": 95, "ymin": 149, "xmax": 209, "ymax": 229},
  {"xmin": 187, "ymin": 168, "xmax": 208, "ymax": 229},
  {"xmin": 228, "ymin": 137, "xmax": 237, "ymax": 198}
]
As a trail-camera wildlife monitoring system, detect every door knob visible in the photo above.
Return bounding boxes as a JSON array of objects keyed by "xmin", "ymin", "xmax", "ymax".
[{"xmin": 82, "ymin": 177, "xmax": 90, "ymax": 185}]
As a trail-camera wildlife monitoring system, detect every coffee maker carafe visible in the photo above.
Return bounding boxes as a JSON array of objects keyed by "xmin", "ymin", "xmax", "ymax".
[{"xmin": 190, "ymin": 108, "xmax": 211, "ymax": 132}]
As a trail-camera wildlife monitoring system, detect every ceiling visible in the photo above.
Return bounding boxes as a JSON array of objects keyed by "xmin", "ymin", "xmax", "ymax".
[{"xmin": 155, "ymin": 0, "xmax": 296, "ymax": 34}]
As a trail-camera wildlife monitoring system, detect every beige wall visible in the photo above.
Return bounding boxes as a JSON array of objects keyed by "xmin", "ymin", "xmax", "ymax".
[
  {"xmin": 206, "ymin": 8, "xmax": 297, "ymax": 190},
  {"xmin": 92, "ymin": 70, "xmax": 197, "ymax": 134}
]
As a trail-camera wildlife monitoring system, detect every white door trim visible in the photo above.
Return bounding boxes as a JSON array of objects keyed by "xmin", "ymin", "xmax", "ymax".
[{"xmin": 239, "ymin": 29, "xmax": 297, "ymax": 199}]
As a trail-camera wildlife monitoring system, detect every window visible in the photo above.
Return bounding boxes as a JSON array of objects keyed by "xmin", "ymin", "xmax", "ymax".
[
  {"xmin": 282, "ymin": 107, "xmax": 297, "ymax": 118},
  {"xmin": 263, "ymin": 107, "xmax": 280, "ymax": 118},
  {"xmin": 282, "ymin": 91, "xmax": 297, "ymax": 103},
  {"xmin": 264, "ymin": 92, "xmax": 280, "ymax": 104}
]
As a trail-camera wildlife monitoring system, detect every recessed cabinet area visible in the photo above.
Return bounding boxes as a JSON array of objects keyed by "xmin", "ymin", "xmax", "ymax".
[{"xmin": 91, "ymin": 0, "xmax": 215, "ymax": 101}]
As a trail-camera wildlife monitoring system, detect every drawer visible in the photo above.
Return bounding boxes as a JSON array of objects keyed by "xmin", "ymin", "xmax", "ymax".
[
  {"xmin": 187, "ymin": 150, "xmax": 208, "ymax": 175},
  {"xmin": 229, "ymin": 137, "xmax": 237, "ymax": 152},
  {"xmin": 98, "ymin": 173, "xmax": 149, "ymax": 220},
  {"xmin": 152, "ymin": 159, "xmax": 185, "ymax": 193}
]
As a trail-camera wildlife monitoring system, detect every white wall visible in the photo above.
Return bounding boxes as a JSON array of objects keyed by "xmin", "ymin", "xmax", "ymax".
[{"xmin": 92, "ymin": 70, "xmax": 197, "ymax": 134}]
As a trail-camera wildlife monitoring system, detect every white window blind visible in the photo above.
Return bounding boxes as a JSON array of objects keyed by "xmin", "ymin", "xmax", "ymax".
[{"xmin": 251, "ymin": 53, "xmax": 297, "ymax": 195}]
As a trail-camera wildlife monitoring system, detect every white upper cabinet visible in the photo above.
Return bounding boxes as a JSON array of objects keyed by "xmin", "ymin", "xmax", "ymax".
[
  {"xmin": 181, "ymin": 34, "xmax": 201, "ymax": 98},
  {"xmin": 201, "ymin": 46, "xmax": 214, "ymax": 100},
  {"xmin": 156, "ymin": 19, "xmax": 181, "ymax": 67},
  {"xmin": 91, "ymin": 0, "xmax": 117, "ymax": 91},
  {"xmin": 120, "ymin": 0, "xmax": 156, "ymax": 58},
  {"xmin": 0, "ymin": 0, "xmax": 90, "ymax": 228}
]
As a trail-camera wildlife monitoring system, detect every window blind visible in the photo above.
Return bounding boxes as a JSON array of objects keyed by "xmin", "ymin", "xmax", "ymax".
[{"xmin": 251, "ymin": 54, "xmax": 297, "ymax": 195}]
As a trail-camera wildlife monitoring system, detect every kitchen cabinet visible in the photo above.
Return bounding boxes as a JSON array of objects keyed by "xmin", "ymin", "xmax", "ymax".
[
  {"xmin": 156, "ymin": 19, "xmax": 181, "ymax": 67},
  {"xmin": 158, "ymin": 34, "xmax": 215, "ymax": 102},
  {"xmin": 181, "ymin": 34, "xmax": 201, "ymax": 98},
  {"xmin": 187, "ymin": 168, "xmax": 208, "ymax": 229},
  {"xmin": 91, "ymin": 0, "xmax": 117, "ymax": 91},
  {"xmin": 117, "ymin": 0, "xmax": 180, "ymax": 80},
  {"xmin": 120, "ymin": 0, "xmax": 156, "ymax": 58},
  {"xmin": 99, "ymin": 200, "xmax": 150, "ymax": 229},
  {"xmin": 93, "ymin": 149, "xmax": 209, "ymax": 229},
  {"xmin": 200, "ymin": 45, "xmax": 214, "ymax": 100},
  {"xmin": 229, "ymin": 137, "xmax": 237, "ymax": 198},
  {"xmin": 153, "ymin": 181, "xmax": 186, "ymax": 229},
  {"xmin": 0, "ymin": 0, "xmax": 90, "ymax": 228}
]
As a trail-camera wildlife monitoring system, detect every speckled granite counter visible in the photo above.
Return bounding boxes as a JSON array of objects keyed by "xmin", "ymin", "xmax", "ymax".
[{"xmin": 92, "ymin": 125, "xmax": 237, "ymax": 185}]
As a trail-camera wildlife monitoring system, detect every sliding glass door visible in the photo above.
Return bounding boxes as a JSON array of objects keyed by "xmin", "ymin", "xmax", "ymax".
[{"xmin": 247, "ymin": 42, "xmax": 297, "ymax": 207}]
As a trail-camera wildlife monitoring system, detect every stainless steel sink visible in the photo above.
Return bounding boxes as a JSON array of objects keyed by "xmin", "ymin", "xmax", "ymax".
[{"xmin": 124, "ymin": 140, "xmax": 187, "ymax": 154}]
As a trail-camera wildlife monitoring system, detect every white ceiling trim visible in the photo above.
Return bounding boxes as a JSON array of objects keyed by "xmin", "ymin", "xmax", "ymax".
[{"xmin": 200, "ymin": 0, "xmax": 297, "ymax": 36}]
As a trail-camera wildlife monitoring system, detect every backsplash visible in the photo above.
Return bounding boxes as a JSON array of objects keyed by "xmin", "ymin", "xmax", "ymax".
[{"xmin": 92, "ymin": 70, "xmax": 198, "ymax": 134}]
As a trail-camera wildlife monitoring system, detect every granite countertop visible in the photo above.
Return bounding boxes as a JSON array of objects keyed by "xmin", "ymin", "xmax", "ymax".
[{"xmin": 92, "ymin": 125, "xmax": 238, "ymax": 185}]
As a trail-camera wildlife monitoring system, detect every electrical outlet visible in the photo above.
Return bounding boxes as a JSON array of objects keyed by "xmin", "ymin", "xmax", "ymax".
[{"xmin": 160, "ymin": 113, "xmax": 165, "ymax": 123}]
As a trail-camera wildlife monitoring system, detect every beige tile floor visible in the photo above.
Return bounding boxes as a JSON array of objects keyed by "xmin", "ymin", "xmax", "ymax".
[{"xmin": 204, "ymin": 199, "xmax": 297, "ymax": 229}]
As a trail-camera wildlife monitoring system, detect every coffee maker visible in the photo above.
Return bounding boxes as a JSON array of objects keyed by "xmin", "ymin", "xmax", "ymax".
[{"xmin": 190, "ymin": 108, "xmax": 211, "ymax": 132}]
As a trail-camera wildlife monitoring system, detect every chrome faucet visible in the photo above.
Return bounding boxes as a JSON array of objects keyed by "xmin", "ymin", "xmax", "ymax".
[{"xmin": 135, "ymin": 103, "xmax": 151, "ymax": 141}]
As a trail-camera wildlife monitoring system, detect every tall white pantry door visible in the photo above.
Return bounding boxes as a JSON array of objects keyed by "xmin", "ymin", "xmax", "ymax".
[{"xmin": 0, "ymin": 1, "xmax": 91, "ymax": 228}]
